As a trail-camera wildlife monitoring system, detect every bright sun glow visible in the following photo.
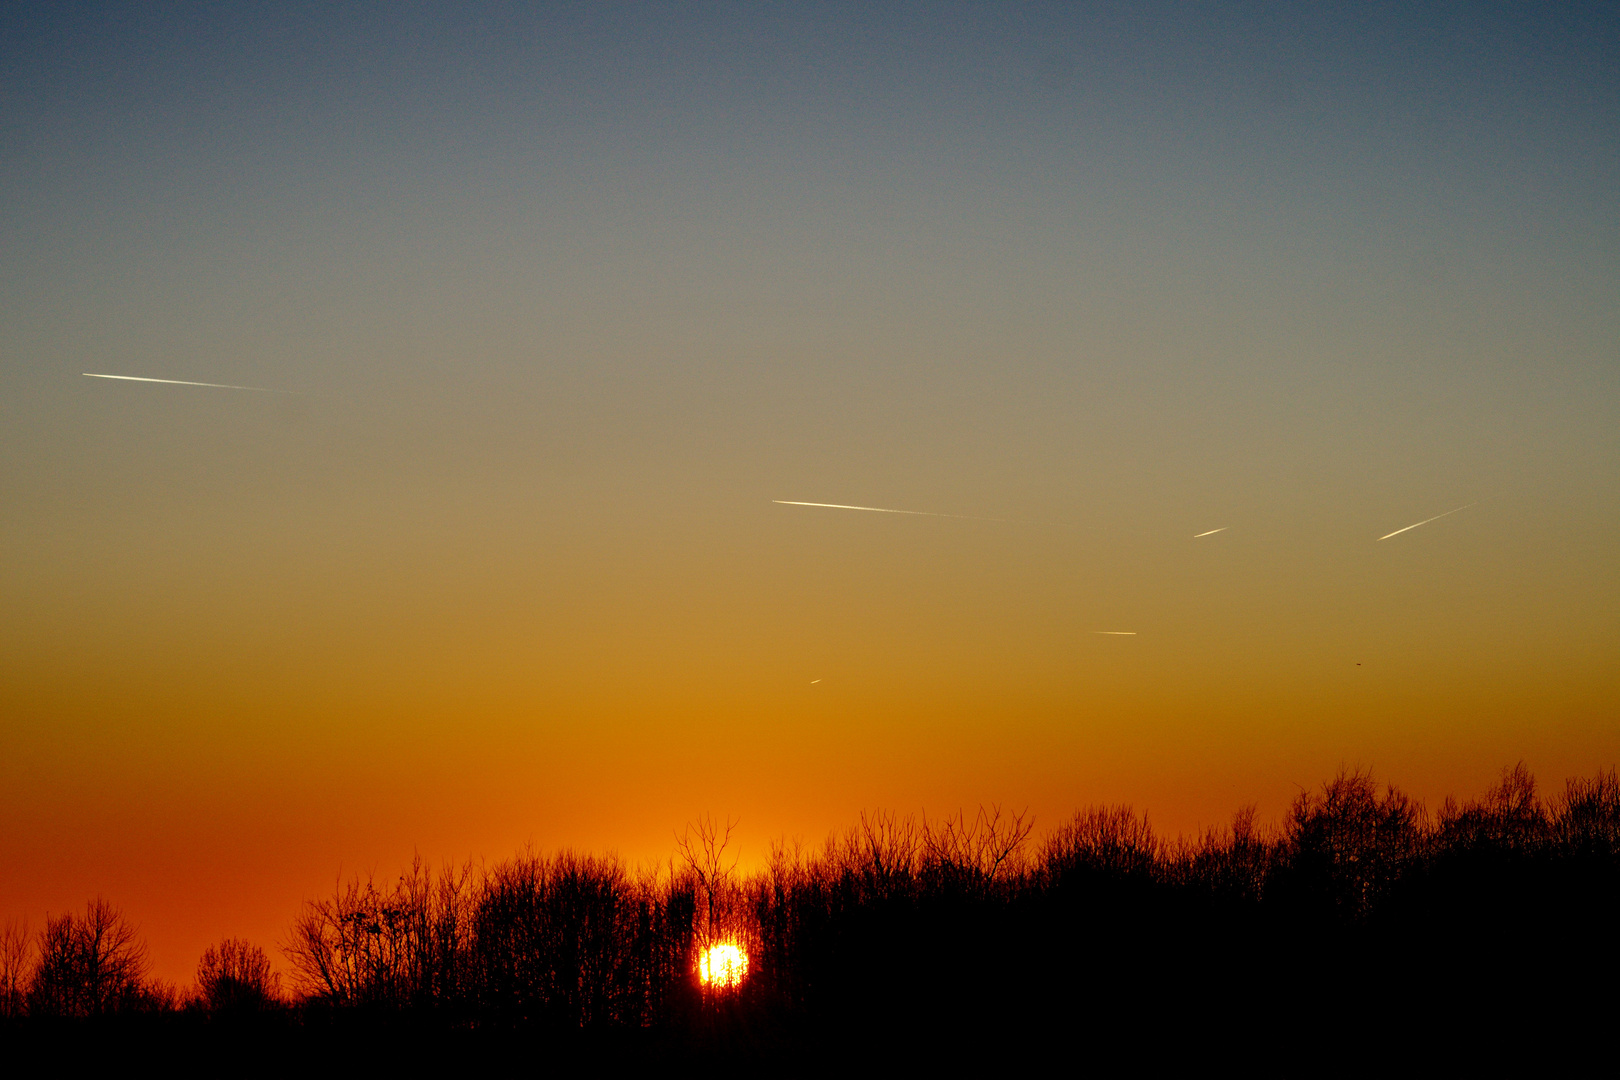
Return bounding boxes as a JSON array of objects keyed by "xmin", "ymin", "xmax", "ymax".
[{"xmin": 698, "ymin": 941, "xmax": 748, "ymax": 989}]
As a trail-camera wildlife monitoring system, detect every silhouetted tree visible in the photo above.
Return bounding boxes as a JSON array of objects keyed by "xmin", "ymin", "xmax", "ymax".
[
  {"xmin": 676, "ymin": 815, "xmax": 743, "ymax": 949},
  {"xmin": 1437, "ymin": 761, "xmax": 1547, "ymax": 855},
  {"xmin": 27, "ymin": 899, "xmax": 149, "ymax": 1018},
  {"xmin": 1281, "ymin": 769, "xmax": 1423, "ymax": 920},
  {"xmin": 470, "ymin": 850, "xmax": 657, "ymax": 1027},
  {"xmin": 285, "ymin": 873, "xmax": 423, "ymax": 1009},
  {"xmin": 1552, "ymin": 767, "xmax": 1620, "ymax": 857},
  {"xmin": 921, "ymin": 805, "xmax": 1033, "ymax": 892},
  {"xmin": 0, "ymin": 918, "xmax": 29, "ymax": 1019}
]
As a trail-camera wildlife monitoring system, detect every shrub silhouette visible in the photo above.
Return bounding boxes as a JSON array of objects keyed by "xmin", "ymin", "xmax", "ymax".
[
  {"xmin": 1044, "ymin": 804, "xmax": 1159, "ymax": 884},
  {"xmin": 196, "ymin": 938, "xmax": 280, "ymax": 1013}
]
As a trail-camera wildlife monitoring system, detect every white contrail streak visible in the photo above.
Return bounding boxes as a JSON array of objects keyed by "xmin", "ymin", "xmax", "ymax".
[
  {"xmin": 1377, "ymin": 503, "xmax": 1477, "ymax": 541},
  {"xmin": 1192, "ymin": 528, "xmax": 1227, "ymax": 538},
  {"xmin": 1093, "ymin": 631, "xmax": 1137, "ymax": 635},
  {"xmin": 772, "ymin": 500, "xmax": 1007, "ymax": 522},
  {"xmin": 83, "ymin": 373, "xmax": 298, "ymax": 393}
]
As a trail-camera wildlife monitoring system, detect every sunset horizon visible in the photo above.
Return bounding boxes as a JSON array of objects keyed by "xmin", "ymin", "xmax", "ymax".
[{"xmin": 2, "ymin": 4, "xmax": 1615, "ymax": 1052}]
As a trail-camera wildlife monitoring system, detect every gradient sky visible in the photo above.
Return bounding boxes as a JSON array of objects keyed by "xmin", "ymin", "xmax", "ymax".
[{"xmin": 2, "ymin": 2, "xmax": 1616, "ymax": 983}]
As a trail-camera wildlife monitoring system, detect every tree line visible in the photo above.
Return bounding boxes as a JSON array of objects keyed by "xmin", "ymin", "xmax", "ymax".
[{"xmin": 3, "ymin": 764, "xmax": 1617, "ymax": 1062}]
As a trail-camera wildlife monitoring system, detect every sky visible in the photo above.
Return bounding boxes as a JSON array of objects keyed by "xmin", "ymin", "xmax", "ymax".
[{"xmin": 2, "ymin": 2, "xmax": 1616, "ymax": 984}]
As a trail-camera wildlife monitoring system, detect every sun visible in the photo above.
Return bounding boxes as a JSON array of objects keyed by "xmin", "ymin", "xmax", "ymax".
[{"xmin": 698, "ymin": 940, "xmax": 748, "ymax": 989}]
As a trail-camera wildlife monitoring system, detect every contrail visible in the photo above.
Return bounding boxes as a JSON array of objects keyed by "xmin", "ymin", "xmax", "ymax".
[
  {"xmin": 83, "ymin": 373, "xmax": 298, "ymax": 394},
  {"xmin": 772, "ymin": 500, "xmax": 1007, "ymax": 522},
  {"xmin": 1377, "ymin": 503, "xmax": 1477, "ymax": 541},
  {"xmin": 1093, "ymin": 631, "xmax": 1137, "ymax": 635},
  {"xmin": 1192, "ymin": 528, "xmax": 1227, "ymax": 538}
]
